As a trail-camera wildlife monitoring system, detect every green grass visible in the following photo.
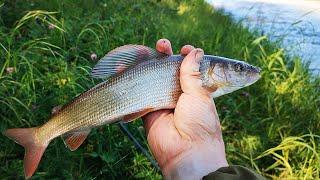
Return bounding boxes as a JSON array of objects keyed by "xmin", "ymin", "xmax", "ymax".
[{"xmin": 0, "ymin": 0, "xmax": 319, "ymax": 179}]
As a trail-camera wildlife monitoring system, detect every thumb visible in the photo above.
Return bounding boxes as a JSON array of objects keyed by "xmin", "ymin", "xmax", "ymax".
[
  {"xmin": 180, "ymin": 48, "xmax": 203, "ymax": 76},
  {"xmin": 180, "ymin": 48, "xmax": 211, "ymax": 101}
]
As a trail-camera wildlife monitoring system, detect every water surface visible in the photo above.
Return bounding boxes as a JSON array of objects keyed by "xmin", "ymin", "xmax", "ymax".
[{"xmin": 208, "ymin": 0, "xmax": 320, "ymax": 73}]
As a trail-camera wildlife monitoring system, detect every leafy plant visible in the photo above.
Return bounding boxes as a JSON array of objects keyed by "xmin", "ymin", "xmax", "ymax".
[{"xmin": 0, "ymin": 0, "xmax": 319, "ymax": 179}]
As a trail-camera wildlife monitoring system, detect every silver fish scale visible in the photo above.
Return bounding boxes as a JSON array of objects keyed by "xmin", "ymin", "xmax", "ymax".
[
  {"xmin": 34, "ymin": 54, "xmax": 259, "ymax": 143},
  {"xmin": 36, "ymin": 57, "xmax": 183, "ymax": 142}
]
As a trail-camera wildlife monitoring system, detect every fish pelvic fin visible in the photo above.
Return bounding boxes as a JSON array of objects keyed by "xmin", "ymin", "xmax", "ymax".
[
  {"xmin": 61, "ymin": 129, "xmax": 91, "ymax": 151},
  {"xmin": 3, "ymin": 127, "xmax": 48, "ymax": 179}
]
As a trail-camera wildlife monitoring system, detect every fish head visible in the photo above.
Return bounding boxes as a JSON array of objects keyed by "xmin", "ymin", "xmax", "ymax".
[{"xmin": 201, "ymin": 56, "xmax": 261, "ymax": 97}]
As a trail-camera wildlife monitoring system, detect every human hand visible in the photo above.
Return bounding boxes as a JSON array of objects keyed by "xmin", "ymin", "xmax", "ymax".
[{"xmin": 142, "ymin": 39, "xmax": 228, "ymax": 180}]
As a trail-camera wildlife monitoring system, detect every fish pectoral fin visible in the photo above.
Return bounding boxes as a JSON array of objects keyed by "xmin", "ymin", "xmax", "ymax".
[
  {"xmin": 91, "ymin": 45, "xmax": 163, "ymax": 79},
  {"xmin": 122, "ymin": 109, "xmax": 153, "ymax": 122},
  {"xmin": 62, "ymin": 129, "xmax": 91, "ymax": 151}
]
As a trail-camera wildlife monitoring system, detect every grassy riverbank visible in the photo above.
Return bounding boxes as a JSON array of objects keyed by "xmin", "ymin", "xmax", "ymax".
[{"xmin": 0, "ymin": 0, "xmax": 319, "ymax": 179}]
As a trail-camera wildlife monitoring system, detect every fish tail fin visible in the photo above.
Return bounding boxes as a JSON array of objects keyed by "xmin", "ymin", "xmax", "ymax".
[{"xmin": 3, "ymin": 127, "xmax": 48, "ymax": 179}]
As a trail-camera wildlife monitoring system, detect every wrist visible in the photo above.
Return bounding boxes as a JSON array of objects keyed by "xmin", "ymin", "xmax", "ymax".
[{"xmin": 162, "ymin": 143, "xmax": 228, "ymax": 180}]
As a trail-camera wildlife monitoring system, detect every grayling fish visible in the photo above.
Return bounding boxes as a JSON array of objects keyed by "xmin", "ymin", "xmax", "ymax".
[{"xmin": 3, "ymin": 45, "xmax": 261, "ymax": 178}]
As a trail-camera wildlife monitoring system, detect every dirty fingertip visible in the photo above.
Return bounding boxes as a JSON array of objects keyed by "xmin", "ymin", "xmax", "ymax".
[
  {"xmin": 185, "ymin": 48, "xmax": 203, "ymax": 63},
  {"xmin": 156, "ymin": 39, "xmax": 173, "ymax": 55}
]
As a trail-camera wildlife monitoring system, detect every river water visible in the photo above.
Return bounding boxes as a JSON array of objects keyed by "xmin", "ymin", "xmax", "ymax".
[{"xmin": 208, "ymin": 0, "xmax": 320, "ymax": 73}]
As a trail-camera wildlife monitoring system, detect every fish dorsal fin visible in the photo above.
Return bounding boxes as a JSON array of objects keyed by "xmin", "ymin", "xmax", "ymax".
[
  {"xmin": 91, "ymin": 45, "xmax": 160, "ymax": 79},
  {"xmin": 61, "ymin": 129, "xmax": 91, "ymax": 151}
]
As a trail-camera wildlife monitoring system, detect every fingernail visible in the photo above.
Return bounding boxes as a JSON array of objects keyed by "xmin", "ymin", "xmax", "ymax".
[
  {"xmin": 195, "ymin": 48, "xmax": 204, "ymax": 63},
  {"xmin": 162, "ymin": 39, "xmax": 166, "ymax": 45}
]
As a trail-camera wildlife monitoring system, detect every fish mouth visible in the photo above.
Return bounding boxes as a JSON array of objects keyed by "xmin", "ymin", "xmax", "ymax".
[
  {"xmin": 246, "ymin": 72, "xmax": 261, "ymax": 85},
  {"xmin": 257, "ymin": 67, "xmax": 262, "ymax": 73},
  {"xmin": 247, "ymin": 65, "xmax": 261, "ymax": 84}
]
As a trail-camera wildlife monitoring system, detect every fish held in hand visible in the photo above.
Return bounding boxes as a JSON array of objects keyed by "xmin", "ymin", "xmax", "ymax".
[{"xmin": 3, "ymin": 45, "xmax": 261, "ymax": 178}]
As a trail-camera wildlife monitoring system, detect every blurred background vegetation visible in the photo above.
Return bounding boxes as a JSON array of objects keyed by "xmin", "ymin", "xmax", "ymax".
[{"xmin": 0, "ymin": 0, "xmax": 319, "ymax": 179}]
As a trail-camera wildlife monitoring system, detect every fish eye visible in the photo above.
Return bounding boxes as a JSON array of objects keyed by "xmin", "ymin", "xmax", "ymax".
[{"xmin": 234, "ymin": 63, "xmax": 244, "ymax": 72}]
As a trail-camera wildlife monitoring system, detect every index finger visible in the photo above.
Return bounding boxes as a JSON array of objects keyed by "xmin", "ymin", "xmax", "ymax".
[{"xmin": 180, "ymin": 45, "xmax": 195, "ymax": 56}]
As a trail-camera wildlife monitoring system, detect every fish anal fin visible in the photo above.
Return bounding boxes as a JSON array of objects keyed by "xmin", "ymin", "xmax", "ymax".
[
  {"xmin": 91, "ymin": 45, "xmax": 162, "ymax": 79},
  {"xmin": 123, "ymin": 109, "xmax": 153, "ymax": 122},
  {"xmin": 62, "ymin": 129, "xmax": 90, "ymax": 151}
]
